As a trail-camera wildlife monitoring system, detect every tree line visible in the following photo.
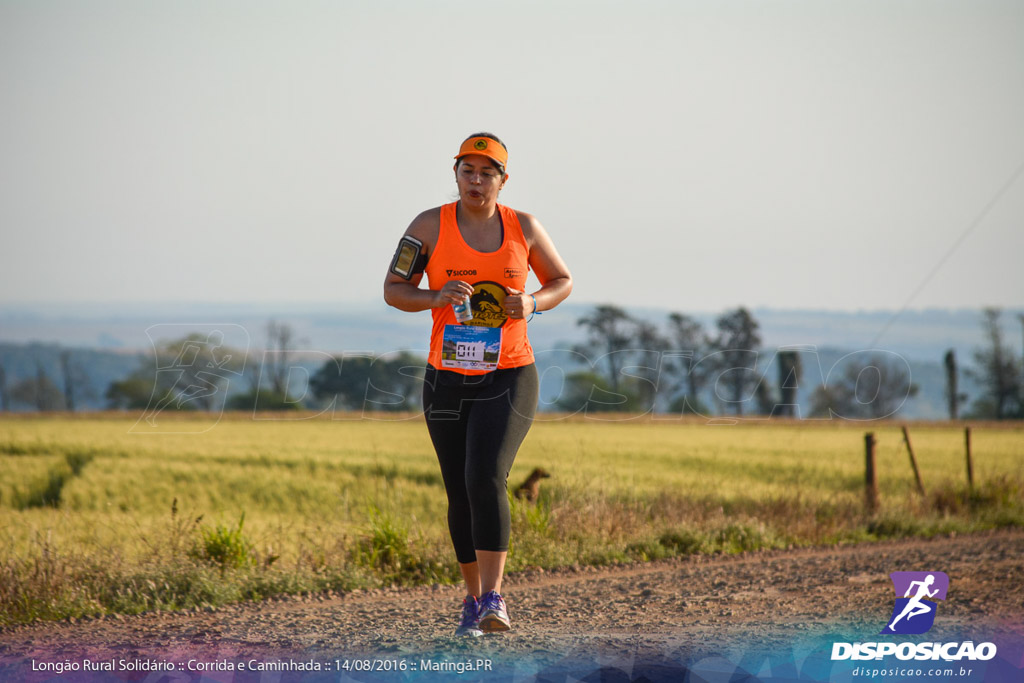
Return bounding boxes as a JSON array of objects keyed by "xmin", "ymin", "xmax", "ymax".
[
  {"xmin": 557, "ymin": 305, "xmax": 919, "ymax": 418},
  {"xmin": 564, "ymin": 305, "xmax": 1021, "ymax": 420},
  {"xmin": 0, "ymin": 308, "xmax": 1020, "ymax": 420}
]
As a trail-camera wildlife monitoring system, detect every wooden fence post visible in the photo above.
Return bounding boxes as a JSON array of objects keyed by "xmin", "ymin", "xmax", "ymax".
[
  {"xmin": 901, "ymin": 425, "xmax": 926, "ymax": 496},
  {"xmin": 865, "ymin": 432, "xmax": 878, "ymax": 513},
  {"xmin": 965, "ymin": 426, "xmax": 974, "ymax": 489}
]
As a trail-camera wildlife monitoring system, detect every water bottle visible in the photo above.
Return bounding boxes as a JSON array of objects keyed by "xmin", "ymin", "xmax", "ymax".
[{"xmin": 452, "ymin": 295, "xmax": 473, "ymax": 323}]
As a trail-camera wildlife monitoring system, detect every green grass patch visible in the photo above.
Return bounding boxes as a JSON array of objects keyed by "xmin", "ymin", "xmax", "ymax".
[{"xmin": 190, "ymin": 512, "xmax": 259, "ymax": 572}]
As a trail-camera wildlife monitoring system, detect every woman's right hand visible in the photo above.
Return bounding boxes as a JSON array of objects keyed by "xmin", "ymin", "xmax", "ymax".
[{"xmin": 434, "ymin": 280, "xmax": 474, "ymax": 308}]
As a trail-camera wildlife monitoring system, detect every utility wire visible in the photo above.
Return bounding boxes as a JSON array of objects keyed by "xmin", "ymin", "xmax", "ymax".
[{"xmin": 871, "ymin": 157, "xmax": 1024, "ymax": 348}]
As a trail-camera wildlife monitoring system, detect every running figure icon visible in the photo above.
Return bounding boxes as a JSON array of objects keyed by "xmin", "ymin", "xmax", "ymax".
[
  {"xmin": 887, "ymin": 574, "xmax": 938, "ymax": 631},
  {"xmin": 130, "ymin": 324, "xmax": 249, "ymax": 435},
  {"xmin": 881, "ymin": 571, "xmax": 949, "ymax": 635}
]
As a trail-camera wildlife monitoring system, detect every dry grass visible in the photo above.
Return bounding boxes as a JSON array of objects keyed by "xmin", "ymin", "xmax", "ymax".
[{"xmin": 0, "ymin": 414, "xmax": 1020, "ymax": 625}]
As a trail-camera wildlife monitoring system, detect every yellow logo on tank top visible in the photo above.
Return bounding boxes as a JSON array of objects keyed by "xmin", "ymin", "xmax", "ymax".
[{"xmin": 468, "ymin": 282, "xmax": 507, "ymax": 328}]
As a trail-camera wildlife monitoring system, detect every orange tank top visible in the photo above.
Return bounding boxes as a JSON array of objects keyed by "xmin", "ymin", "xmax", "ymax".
[{"xmin": 425, "ymin": 202, "xmax": 534, "ymax": 374}]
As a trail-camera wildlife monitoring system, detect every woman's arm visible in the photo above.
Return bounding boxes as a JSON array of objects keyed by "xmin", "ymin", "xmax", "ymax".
[
  {"xmin": 383, "ymin": 208, "xmax": 474, "ymax": 312},
  {"xmin": 383, "ymin": 210, "xmax": 437, "ymax": 312},
  {"xmin": 518, "ymin": 212, "xmax": 573, "ymax": 315}
]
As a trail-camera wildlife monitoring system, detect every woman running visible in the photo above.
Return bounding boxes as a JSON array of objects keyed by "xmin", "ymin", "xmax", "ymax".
[{"xmin": 383, "ymin": 132, "xmax": 572, "ymax": 636}]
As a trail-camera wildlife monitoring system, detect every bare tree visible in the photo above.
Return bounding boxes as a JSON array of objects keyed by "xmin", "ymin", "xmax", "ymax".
[
  {"xmin": 575, "ymin": 305, "xmax": 637, "ymax": 393},
  {"xmin": 11, "ymin": 361, "xmax": 64, "ymax": 411},
  {"xmin": 60, "ymin": 351, "xmax": 74, "ymax": 411},
  {"xmin": 632, "ymin": 320, "xmax": 669, "ymax": 412},
  {"xmin": 711, "ymin": 307, "xmax": 763, "ymax": 416},
  {"xmin": 58, "ymin": 350, "xmax": 92, "ymax": 412},
  {"xmin": 264, "ymin": 320, "xmax": 296, "ymax": 396},
  {"xmin": 665, "ymin": 312, "xmax": 710, "ymax": 414},
  {"xmin": 36, "ymin": 361, "xmax": 56, "ymax": 411},
  {"xmin": 967, "ymin": 308, "xmax": 1022, "ymax": 419}
]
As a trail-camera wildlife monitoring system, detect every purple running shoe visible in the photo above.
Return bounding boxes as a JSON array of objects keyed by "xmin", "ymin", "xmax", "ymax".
[
  {"xmin": 478, "ymin": 590, "xmax": 510, "ymax": 633},
  {"xmin": 455, "ymin": 595, "xmax": 483, "ymax": 637}
]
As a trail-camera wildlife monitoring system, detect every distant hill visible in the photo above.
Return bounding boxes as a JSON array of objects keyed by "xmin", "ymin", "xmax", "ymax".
[{"xmin": 0, "ymin": 302, "xmax": 1018, "ymax": 418}]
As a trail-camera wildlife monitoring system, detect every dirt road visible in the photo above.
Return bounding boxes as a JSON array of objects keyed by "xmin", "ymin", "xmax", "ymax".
[{"xmin": 2, "ymin": 530, "xmax": 1022, "ymax": 681}]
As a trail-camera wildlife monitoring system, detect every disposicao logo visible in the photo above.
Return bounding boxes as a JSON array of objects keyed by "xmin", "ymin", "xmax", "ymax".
[
  {"xmin": 881, "ymin": 571, "xmax": 948, "ymax": 635},
  {"xmin": 831, "ymin": 570, "xmax": 997, "ymax": 663}
]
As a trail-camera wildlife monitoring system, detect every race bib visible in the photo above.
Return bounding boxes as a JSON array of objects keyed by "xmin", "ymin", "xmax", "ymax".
[{"xmin": 441, "ymin": 325, "xmax": 502, "ymax": 371}]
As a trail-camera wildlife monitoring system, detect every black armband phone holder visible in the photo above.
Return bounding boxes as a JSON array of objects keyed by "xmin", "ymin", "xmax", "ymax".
[{"xmin": 389, "ymin": 235, "xmax": 428, "ymax": 279}]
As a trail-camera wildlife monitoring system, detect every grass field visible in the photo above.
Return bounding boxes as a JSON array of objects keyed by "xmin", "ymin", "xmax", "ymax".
[{"xmin": 1, "ymin": 413, "xmax": 1021, "ymax": 625}]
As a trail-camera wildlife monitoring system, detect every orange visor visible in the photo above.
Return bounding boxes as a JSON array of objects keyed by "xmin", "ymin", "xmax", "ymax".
[{"xmin": 454, "ymin": 137, "xmax": 508, "ymax": 169}]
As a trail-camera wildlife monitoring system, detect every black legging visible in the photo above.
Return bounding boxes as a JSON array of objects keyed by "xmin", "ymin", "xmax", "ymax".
[{"xmin": 422, "ymin": 363, "xmax": 539, "ymax": 564}]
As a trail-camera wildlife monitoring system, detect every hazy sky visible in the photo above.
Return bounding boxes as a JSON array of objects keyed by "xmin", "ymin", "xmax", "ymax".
[{"xmin": 2, "ymin": 0, "xmax": 1023, "ymax": 313}]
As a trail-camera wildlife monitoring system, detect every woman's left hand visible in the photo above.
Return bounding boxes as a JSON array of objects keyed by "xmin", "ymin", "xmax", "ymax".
[{"xmin": 503, "ymin": 287, "xmax": 535, "ymax": 319}]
